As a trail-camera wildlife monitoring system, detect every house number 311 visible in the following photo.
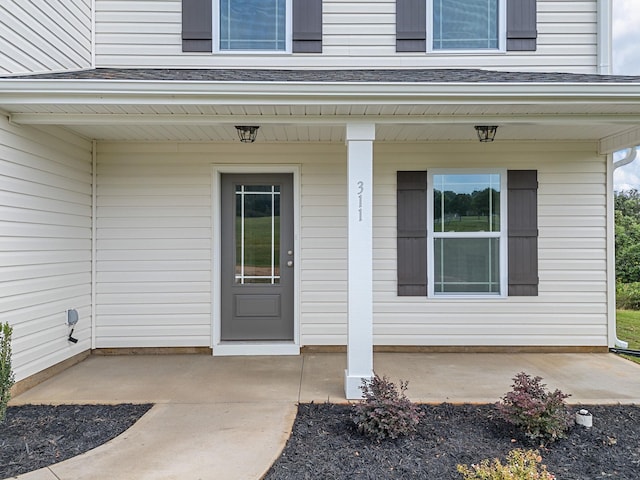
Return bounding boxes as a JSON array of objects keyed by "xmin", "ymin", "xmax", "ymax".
[{"xmin": 357, "ymin": 181, "xmax": 364, "ymax": 222}]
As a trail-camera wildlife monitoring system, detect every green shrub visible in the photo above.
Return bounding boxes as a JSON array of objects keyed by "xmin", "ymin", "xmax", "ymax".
[
  {"xmin": 457, "ymin": 449, "xmax": 556, "ymax": 480},
  {"xmin": 1, "ymin": 322, "xmax": 15, "ymax": 422},
  {"xmin": 616, "ymin": 282, "xmax": 640, "ymax": 310},
  {"xmin": 496, "ymin": 372, "xmax": 573, "ymax": 444},
  {"xmin": 352, "ymin": 374, "xmax": 424, "ymax": 440}
]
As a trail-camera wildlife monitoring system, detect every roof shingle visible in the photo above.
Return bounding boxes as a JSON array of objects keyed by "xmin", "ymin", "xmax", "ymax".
[{"xmin": 9, "ymin": 68, "xmax": 640, "ymax": 83}]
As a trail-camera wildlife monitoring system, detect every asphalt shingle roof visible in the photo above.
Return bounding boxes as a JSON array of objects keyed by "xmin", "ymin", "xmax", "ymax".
[{"xmin": 9, "ymin": 68, "xmax": 640, "ymax": 83}]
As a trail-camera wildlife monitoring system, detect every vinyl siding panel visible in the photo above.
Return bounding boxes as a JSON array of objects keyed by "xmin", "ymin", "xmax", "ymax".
[
  {"xmin": 95, "ymin": 148, "xmax": 212, "ymax": 347},
  {"xmin": 94, "ymin": 141, "xmax": 607, "ymax": 349},
  {"xmin": 0, "ymin": 0, "xmax": 92, "ymax": 76},
  {"xmin": 94, "ymin": 0, "xmax": 599, "ymax": 73},
  {"xmin": 0, "ymin": 117, "xmax": 92, "ymax": 381}
]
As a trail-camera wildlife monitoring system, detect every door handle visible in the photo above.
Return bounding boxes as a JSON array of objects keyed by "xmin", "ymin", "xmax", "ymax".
[{"xmin": 287, "ymin": 260, "xmax": 293, "ymax": 267}]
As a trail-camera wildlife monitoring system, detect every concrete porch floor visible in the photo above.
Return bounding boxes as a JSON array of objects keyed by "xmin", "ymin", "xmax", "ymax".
[{"xmin": 7, "ymin": 352, "xmax": 640, "ymax": 480}]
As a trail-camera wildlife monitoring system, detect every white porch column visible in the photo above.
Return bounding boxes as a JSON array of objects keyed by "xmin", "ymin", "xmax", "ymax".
[{"xmin": 344, "ymin": 123, "xmax": 375, "ymax": 399}]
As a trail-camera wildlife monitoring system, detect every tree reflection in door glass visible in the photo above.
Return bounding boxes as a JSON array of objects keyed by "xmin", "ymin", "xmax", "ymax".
[{"xmin": 235, "ymin": 185, "xmax": 281, "ymax": 284}]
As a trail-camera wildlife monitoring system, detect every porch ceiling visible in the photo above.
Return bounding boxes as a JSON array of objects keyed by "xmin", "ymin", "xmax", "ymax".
[
  {"xmin": 2, "ymin": 71, "xmax": 640, "ymax": 152},
  {"xmin": 2, "ymin": 102, "xmax": 639, "ymax": 152},
  {"xmin": 6, "ymin": 122, "xmax": 628, "ymax": 146}
]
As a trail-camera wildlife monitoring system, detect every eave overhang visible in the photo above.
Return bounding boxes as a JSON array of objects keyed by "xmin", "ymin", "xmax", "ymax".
[
  {"xmin": 2, "ymin": 75, "xmax": 640, "ymax": 153},
  {"xmin": 3, "ymin": 78, "xmax": 640, "ymax": 103}
]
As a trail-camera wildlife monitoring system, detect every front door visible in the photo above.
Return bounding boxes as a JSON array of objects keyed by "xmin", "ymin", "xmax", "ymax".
[{"xmin": 220, "ymin": 174, "xmax": 294, "ymax": 341}]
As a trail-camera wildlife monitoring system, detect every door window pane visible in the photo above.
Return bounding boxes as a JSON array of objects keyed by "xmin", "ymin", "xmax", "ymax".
[
  {"xmin": 220, "ymin": 0, "xmax": 286, "ymax": 50},
  {"xmin": 434, "ymin": 238, "xmax": 500, "ymax": 293},
  {"xmin": 433, "ymin": 174, "xmax": 500, "ymax": 232},
  {"xmin": 235, "ymin": 185, "xmax": 281, "ymax": 284},
  {"xmin": 433, "ymin": 0, "xmax": 499, "ymax": 50}
]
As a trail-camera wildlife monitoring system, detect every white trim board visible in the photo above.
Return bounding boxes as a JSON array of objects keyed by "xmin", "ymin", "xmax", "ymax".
[
  {"xmin": 214, "ymin": 342, "xmax": 299, "ymax": 356},
  {"xmin": 211, "ymin": 164, "xmax": 301, "ymax": 356}
]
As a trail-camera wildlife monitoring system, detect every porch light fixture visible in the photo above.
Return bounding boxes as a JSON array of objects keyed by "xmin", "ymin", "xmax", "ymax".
[
  {"xmin": 235, "ymin": 125, "xmax": 260, "ymax": 143},
  {"xmin": 475, "ymin": 125, "xmax": 498, "ymax": 142},
  {"xmin": 66, "ymin": 309, "xmax": 79, "ymax": 343}
]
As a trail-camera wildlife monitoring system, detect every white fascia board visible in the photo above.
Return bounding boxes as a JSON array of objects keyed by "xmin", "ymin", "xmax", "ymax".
[
  {"xmin": 2, "ymin": 79, "xmax": 640, "ymax": 106},
  {"xmin": 11, "ymin": 113, "xmax": 640, "ymax": 127}
]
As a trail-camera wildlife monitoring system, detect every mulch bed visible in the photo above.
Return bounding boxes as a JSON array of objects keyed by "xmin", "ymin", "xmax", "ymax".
[
  {"xmin": 265, "ymin": 403, "xmax": 640, "ymax": 479},
  {"xmin": 0, "ymin": 404, "xmax": 152, "ymax": 478},
  {"xmin": 2, "ymin": 403, "xmax": 639, "ymax": 479}
]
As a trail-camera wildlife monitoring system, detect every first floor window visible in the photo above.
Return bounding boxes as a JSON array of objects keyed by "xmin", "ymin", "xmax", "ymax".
[
  {"xmin": 432, "ymin": 0, "xmax": 500, "ymax": 50},
  {"xmin": 429, "ymin": 171, "xmax": 506, "ymax": 296},
  {"xmin": 397, "ymin": 169, "xmax": 537, "ymax": 298},
  {"xmin": 219, "ymin": 0, "xmax": 287, "ymax": 51}
]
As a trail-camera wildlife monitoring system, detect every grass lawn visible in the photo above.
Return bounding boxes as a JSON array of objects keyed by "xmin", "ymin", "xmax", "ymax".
[
  {"xmin": 236, "ymin": 215, "xmax": 280, "ymax": 268},
  {"xmin": 436, "ymin": 215, "xmax": 500, "ymax": 232},
  {"xmin": 616, "ymin": 309, "xmax": 640, "ymax": 364}
]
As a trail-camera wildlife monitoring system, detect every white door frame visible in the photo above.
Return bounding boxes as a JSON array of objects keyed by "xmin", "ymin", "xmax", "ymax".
[{"xmin": 211, "ymin": 164, "xmax": 301, "ymax": 355}]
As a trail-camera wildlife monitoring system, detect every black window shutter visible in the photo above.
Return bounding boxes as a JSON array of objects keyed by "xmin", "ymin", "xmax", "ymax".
[
  {"xmin": 293, "ymin": 0, "xmax": 322, "ymax": 53},
  {"xmin": 396, "ymin": 0, "xmax": 426, "ymax": 52},
  {"xmin": 507, "ymin": 170, "xmax": 538, "ymax": 296},
  {"xmin": 182, "ymin": 0, "xmax": 212, "ymax": 52},
  {"xmin": 507, "ymin": 0, "xmax": 537, "ymax": 51},
  {"xmin": 397, "ymin": 171, "xmax": 428, "ymax": 296}
]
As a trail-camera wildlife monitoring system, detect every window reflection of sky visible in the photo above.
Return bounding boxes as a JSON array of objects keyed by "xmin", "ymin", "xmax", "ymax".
[
  {"xmin": 434, "ymin": 174, "xmax": 500, "ymax": 194},
  {"xmin": 220, "ymin": 0, "xmax": 286, "ymax": 50}
]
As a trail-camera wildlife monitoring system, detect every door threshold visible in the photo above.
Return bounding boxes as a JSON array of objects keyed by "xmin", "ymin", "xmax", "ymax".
[{"xmin": 213, "ymin": 342, "xmax": 300, "ymax": 356}]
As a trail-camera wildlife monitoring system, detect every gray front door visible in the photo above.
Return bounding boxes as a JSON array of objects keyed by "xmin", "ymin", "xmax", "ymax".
[{"xmin": 220, "ymin": 174, "xmax": 294, "ymax": 341}]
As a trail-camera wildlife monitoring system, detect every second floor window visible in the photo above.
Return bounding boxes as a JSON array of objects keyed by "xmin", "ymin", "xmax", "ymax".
[
  {"xmin": 219, "ymin": 0, "xmax": 287, "ymax": 51},
  {"xmin": 431, "ymin": 0, "xmax": 501, "ymax": 51}
]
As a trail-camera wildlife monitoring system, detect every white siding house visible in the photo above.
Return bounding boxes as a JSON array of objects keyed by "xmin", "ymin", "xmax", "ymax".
[
  {"xmin": 0, "ymin": 0, "xmax": 92, "ymax": 75},
  {"xmin": 1, "ymin": 0, "xmax": 639, "ymax": 398}
]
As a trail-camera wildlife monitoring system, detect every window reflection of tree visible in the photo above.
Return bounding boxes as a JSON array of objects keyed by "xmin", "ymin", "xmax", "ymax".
[{"xmin": 434, "ymin": 188, "xmax": 500, "ymax": 230}]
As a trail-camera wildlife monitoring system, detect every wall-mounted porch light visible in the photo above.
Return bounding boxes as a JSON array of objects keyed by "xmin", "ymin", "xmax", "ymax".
[
  {"xmin": 67, "ymin": 309, "xmax": 79, "ymax": 343},
  {"xmin": 474, "ymin": 125, "xmax": 498, "ymax": 142},
  {"xmin": 235, "ymin": 125, "xmax": 260, "ymax": 143}
]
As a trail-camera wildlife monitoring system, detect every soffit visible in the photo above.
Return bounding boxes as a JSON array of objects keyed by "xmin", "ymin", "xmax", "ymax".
[
  {"xmin": 51, "ymin": 123, "xmax": 625, "ymax": 144},
  {"xmin": 2, "ymin": 71, "xmax": 640, "ymax": 149},
  {"xmin": 2, "ymin": 101, "xmax": 639, "ymax": 147},
  {"xmin": 7, "ymin": 103, "xmax": 640, "ymax": 116}
]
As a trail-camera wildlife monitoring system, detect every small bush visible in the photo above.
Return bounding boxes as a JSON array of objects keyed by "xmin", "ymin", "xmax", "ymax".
[
  {"xmin": 352, "ymin": 374, "xmax": 423, "ymax": 440},
  {"xmin": 457, "ymin": 449, "xmax": 556, "ymax": 480},
  {"xmin": 496, "ymin": 372, "xmax": 573, "ymax": 444},
  {"xmin": 0, "ymin": 322, "xmax": 15, "ymax": 422},
  {"xmin": 616, "ymin": 282, "xmax": 640, "ymax": 310}
]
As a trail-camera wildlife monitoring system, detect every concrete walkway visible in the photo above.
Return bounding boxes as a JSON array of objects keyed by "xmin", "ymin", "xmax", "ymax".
[{"xmin": 7, "ymin": 353, "xmax": 640, "ymax": 480}]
